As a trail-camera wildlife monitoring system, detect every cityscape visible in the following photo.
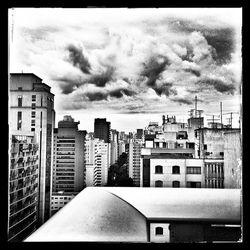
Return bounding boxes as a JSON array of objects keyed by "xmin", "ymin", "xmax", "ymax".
[{"xmin": 8, "ymin": 8, "xmax": 242, "ymax": 243}]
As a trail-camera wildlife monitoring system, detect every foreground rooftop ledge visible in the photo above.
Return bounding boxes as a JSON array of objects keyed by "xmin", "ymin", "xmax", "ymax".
[{"xmin": 25, "ymin": 187, "xmax": 241, "ymax": 242}]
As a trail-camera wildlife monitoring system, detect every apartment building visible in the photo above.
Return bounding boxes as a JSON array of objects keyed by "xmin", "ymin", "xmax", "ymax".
[
  {"xmin": 9, "ymin": 73, "xmax": 55, "ymax": 224},
  {"xmin": 52, "ymin": 116, "xmax": 86, "ymax": 193},
  {"xmin": 128, "ymin": 139, "xmax": 143, "ymax": 187},
  {"xmin": 85, "ymin": 135, "xmax": 110, "ymax": 186},
  {"xmin": 51, "ymin": 116, "xmax": 86, "ymax": 214},
  {"xmin": 8, "ymin": 131, "xmax": 39, "ymax": 241}
]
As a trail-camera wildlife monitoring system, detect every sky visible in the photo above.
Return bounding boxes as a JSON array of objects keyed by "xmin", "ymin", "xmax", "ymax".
[{"xmin": 9, "ymin": 8, "xmax": 242, "ymax": 133}]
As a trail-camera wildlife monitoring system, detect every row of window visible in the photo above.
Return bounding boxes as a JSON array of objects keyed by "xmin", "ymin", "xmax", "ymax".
[
  {"xmin": 17, "ymin": 95, "xmax": 46, "ymax": 107},
  {"xmin": 155, "ymin": 180, "xmax": 202, "ymax": 188},
  {"xmin": 155, "ymin": 165, "xmax": 201, "ymax": 174}
]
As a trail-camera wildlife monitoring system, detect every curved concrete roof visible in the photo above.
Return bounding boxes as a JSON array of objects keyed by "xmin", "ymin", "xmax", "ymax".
[
  {"xmin": 103, "ymin": 187, "xmax": 241, "ymax": 223},
  {"xmin": 25, "ymin": 187, "xmax": 241, "ymax": 242},
  {"xmin": 25, "ymin": 187, "xmax": 148, "ymax": 242}
]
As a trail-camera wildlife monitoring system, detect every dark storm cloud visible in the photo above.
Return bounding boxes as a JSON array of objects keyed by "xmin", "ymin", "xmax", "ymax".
[
  {"xmin": 67, "ymin": 44, "xmax": 91, "ymax": 74},
  {"xmin": 153, "ymin": 83, "xmax": 177, "ymax": 97},
  {"xmin": 141, "ymin": 56, "xmax": 170, "ymax": 87},
  {"xmin": 85, "ymin": 91, "xmax": 108, "ymax": 101},
  {"xmin": 166, "ymin": 17, "xmax": 235, "ymax": 64},
  {"xmin": 171, "ymin": 97, "xmax": 193, "ymax": 105},
  {"xmin": 109, "ymin": 88, "xmax": 136, "ymax": 98},
  {"xmin": 89, "ymin": 66, "xmax": 115, "ymax": 87},
  {"xmin": 51, "ymin": 75, "xmax": 81, "ymax": 94},
  {"xmin": 83, "ymin": 87, "xmax": 136, "ymax": 102},
  {"xmin": 203, "ymin": 28, "xmax": 235, "ymax": 64},
  {"xmin": 184, "ymin": 68, "xmax": 201, "ymax": 77},
  {"xmin": 196, "ymin": 78, "xmax": 235, "ymax": 94}
]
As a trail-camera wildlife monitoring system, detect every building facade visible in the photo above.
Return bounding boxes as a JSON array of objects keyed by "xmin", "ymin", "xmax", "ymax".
[
  {"xmin": 94, "ymin": 118, "xmax": 111, "ymax": 143},
  {"xmin": 85, "ymin": 135, "xmax": 110, "ymax": 186},
  {"xmin": 9, "ymin": 73, "xmax": 55, "ymax": 224},
  {"xmin": 50, "ymin": 193, "xmax": 76, "ymax": 216},
  {"xmin": 8, "ymin": 132, "xmax": 39, "ymax": 241},
  {"xmin": 140, "ymin": 147, "xmax": 224, "ymax": 189},
  {"xmin": 128, "ymin": 139, "xmax": 143, "ymax": 187},
  {"xmin": 52, "ymin": 116, "xmax": 86, "ymax": 194},
  {"xmin": 223, "ymin": 130, "xmax": 242, "ymax": 188}
]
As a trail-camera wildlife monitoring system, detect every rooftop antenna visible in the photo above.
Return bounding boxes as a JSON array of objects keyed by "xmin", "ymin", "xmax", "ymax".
[
  {"xmin": 223, "ymin": 112, "xmax": 239, "ymax": 128},
  {"xmin": 220, "ymin": 102, "xmax": 223, "ymax": 127}
]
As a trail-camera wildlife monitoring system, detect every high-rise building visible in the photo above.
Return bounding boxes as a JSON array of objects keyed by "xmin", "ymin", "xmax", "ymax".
[
  {"xmin": 136, "ymin": 129, "xmax": 144, "ymax": 140},
  {"xmin": 110, "ymin": 129, "xmax": 119, "ymax": 165},
  {"xmin": 85, "ymin": 134, "xmax": 110, "ymax": 186},
  {"xmin": 8, "ymin": 132, "xmax": 39, "ymax": 241},
  {"xmin": 51, "ymin": 115, "xmax": 86, "ymax": 215},
  {"xmin": 94, "ymin": 118, "xmax": 110, "ymax": 143},
  {"xmin": 128, "ymin": 139, "xmax": 143, "ymax": 187},
  {"xmin": 9, "ymin": 73, "xmax": 55, "ymax": 225}
]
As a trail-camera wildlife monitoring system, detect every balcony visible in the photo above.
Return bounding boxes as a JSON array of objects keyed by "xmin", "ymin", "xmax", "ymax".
[{"xmin": 25, "ymin": 187, "xmax": 241, "ymax": 242}]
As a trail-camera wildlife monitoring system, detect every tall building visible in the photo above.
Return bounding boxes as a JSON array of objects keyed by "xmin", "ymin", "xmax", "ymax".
[
  {"xmin": 136, "ymin": 129, "xmax": 144, "ymax": 140},
  {"xmin": 52, "ymin": 115, "xmax": 86, "ymax": 193},
  {"xmin": 110, "ymin": 129, "xmax": 119, "ymax": 165},
  {"xmin": 8, "ymin": 132, "xmax": 39, "ymax": 241},
  {"xmin": 94, "ymin": 118, "xmax": 110, "ymax": 143},
  {"xmin": 128, "ymin": 139, "xmax": 143, "ymax": 186},
  {"xmin": 9, "ymin": 73, "xmax": 55, "ymax": 225},
  {"xmin": 85, "ymin": 134, "xmax": 110, "ymax": 186},
  {"xmin": 51, "ymin": 115, "xmax": 86, "ymax": 215}
]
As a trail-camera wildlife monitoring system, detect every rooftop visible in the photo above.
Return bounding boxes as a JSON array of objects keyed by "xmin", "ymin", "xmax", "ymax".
[{"xmin": 25, "ymin": 187, "xmax": 241, "ymax": 242}]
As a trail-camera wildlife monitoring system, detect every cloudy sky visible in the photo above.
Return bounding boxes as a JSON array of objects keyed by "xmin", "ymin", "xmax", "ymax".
[{"xmin": 9, "ymin": 8, "xmax": 242, "ymax": 133}]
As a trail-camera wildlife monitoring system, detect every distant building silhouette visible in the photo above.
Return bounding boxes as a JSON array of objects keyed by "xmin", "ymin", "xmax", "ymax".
[{"xmin": 94, "ymin": 118, "xmax": 110, "ymax": 143}]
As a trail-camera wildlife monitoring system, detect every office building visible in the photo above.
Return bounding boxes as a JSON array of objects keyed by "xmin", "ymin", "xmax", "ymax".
[
  {"xmin": 94, "ymin": 118, "xmax": 110, "ymax": 143},
  {"xmin": 9, "ymin": 73, "xmax": 55, "ymax": 224}
]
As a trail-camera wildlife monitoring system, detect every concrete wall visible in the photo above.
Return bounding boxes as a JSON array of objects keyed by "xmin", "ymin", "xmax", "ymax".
[
  {"xmin": 224, "ymin": 131, "xmax": 242, "ymax": 188},
  {"xmin": 150, "ymin": 223, "xmax": 170, "ymax": 243}
]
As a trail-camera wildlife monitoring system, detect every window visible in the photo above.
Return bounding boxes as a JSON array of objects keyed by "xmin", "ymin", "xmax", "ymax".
[
  {"xmin": 155, "ymin": 165, "xmax": 163, "ymax": 174},
  {"xmin": 204, "ymin": 144, "xmax": 207, "ymax": 150},
  {"xmin": 32, "ymin": 103, "xmax": 36, "ymax": 109},
  {"xmin": 186, "ymin": 167, "xmax": 201, "ymax": 174},
  {"xmin": 32, "ymin": 95, "xmax": 36, "ymax": 102},
  {"xmin": 155, "ymin": 180, "xmax": 163, "ymax": 187},
  {"xmin": 31, "ymin": 111, "xmax": 36, "ymax": 118},
  {"xmin": 18, "ymin": 96, "xmax": 22, "ymax": 107},
  {"xmin": 18, "ymin": 87, "xmax": 22, "ymax": 90},
  {"xmin": 187, "ymin": 182, "xmax": 201, "ymax": 188},
  {"xmin": 31, "ymin": 128, "xmax": 35, "ymax": 132},
  {"xmin": 172, "ymin": 165, "xmax": 180, "ymax": 174},
  {"xmin": 17, "ymin": 111, "xmax": 22, "ymax": 130},
  {"xmin": 31, "ymin": 119, "xmax": 36, "ymax": 126},
  {"xmin": 172, "ymin": 181, "xmax": 180, "ymax": 187},
  {"xmin": 220, "ymin": 152, "xmax": 224, "ymax": 156},
  {"xmin": 155, "ymin": 227, "xmax": 163, "ymax": 235}
]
